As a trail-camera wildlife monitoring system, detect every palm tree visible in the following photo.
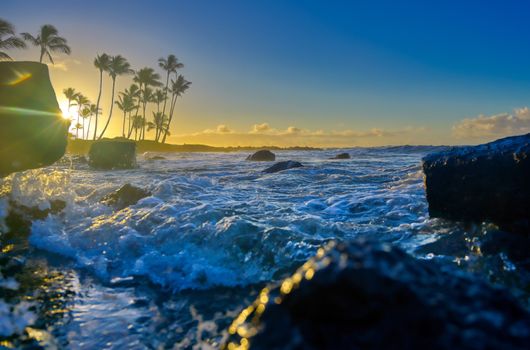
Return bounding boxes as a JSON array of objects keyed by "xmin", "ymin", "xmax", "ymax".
[
  {"xmin": 79, "ymin": 107, "xmax": 91, "ymax": 139},
  {"xmin": 85, "ymin": 103, "xmax": 100, "ymax": 140},
  {"xmin": 115, "ymin": 93, "xmax": 135, "ymax": 137},
  {"xmin": 73, "ymin": 93, "xmax": 89, "ymax": 139},
  {"xmin": 98, "ymin": 55, "xmax": 133, "ymax": 139},
  {"xmin": 158, "ymin": 55, "xmax": 183, "ymax": 117},
  {"xmin": 153, "ymin": 89, "xmax": 166, "ymax": 113},
  {"xmin": 21, "ymin": 24, "xmax": 70, "ymax": 63},
  {"xmin": 63, "ymin": 87, "xmax": 79, "ymax": 120},
  {"xmin": 131, "ymin": 114, "xmax": 144, "ymax": 141},
  {"xmin": 162, "ymin": 75, "xmax": 191, "ymax": 143},
  {"xmin": 148, "ymin": 112, "xmax": 169, "ymax": 142},
  {"xmin": 122, "ymin": 84, "xmax": 141, "ymax": 138},
  {"xmin": 0, "ymin": 18, "xmax": 26, "ymax": 60},
  {"xmin": 139, "ymin": 87, "xmax": 155, "ymax": 140},
  {"xmin": 133, "ymin": 67, "xmax": 161, "ymax": 140},
  {"xmin": 92, "ymin": 53, "xmax": 111, "ymax": 139}
]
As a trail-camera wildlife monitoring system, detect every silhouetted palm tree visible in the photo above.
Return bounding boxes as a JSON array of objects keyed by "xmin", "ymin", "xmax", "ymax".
[
  {"xmin": 153, "ymin": 89, "xmax": 166, "ymax": 113},
  {"xmin": 21, "ymin": 24, "xmax": 70, "ymax": 63},
  {"xmin": 92, "ymin": 53, "xmax": 111, "ymax": 140},
  {"xmin": 148, "ymin": 112, "xmax": 169, "ymax": 142},
  {"xmin": 63, "ymin": 87, "xmax": 79, "ymax": 119},
  {"xmin": 158, "ymin": 55, "xmax": 183, "ymax": 117},
  {"xmin": 116, "ymin": 93, "xmax": 135, "ymax": 137},
  {"xmin": 0, "ymin": 18, "xmax": 26, "ymax": 60},
  {"xmin": 86, "ymin": 103, "xmax": 100, "ymax": 140},
  {"xmin": 162, "ymin": 74, "xmax": 191, "ymax": 143},
  {"xmin": 79, "ymin": 106, "xmax": 91, "ymax": 139},
  {"xmin": 98, "ymin": 55, "xmax": 133, "ymax": 139},
  {"xmin": 131, "ymin": 114, "xmax": 144, "ymax": 141},
  {"xmin": 133, "ymin": 67, "xmax": 161, "ymax": 140},
  {"xmin": 73, "ymin": 93, "xmax": 89, "ymax": 139},
  {"xmin": 122, "ymin": 84, "xmax": 141, "ymax": 138}
]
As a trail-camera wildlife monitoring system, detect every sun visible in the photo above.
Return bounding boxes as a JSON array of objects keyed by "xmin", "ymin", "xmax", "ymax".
[{"xmin": 58, "ymin": 99, "xmax": 78, "ymax": 120}]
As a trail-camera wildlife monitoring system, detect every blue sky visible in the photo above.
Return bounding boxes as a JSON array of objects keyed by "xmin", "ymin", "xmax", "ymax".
[{"xmin": 4, "ymin": 0, "xmax": 530, "ymax": 145}]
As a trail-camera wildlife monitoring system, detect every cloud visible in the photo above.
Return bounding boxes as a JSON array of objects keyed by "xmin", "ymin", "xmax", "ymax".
[
  {"xmin": 47, "ymin": 59, "xmax": 82, "ymax": 72},
  {"xmin": 170, "ymin": 123, "xmax": 428, "ymax": 147},
  {"xmin": 250, "ymin": 123, "xmax": 272, "ymax": 133},
  {"xmin": 199, "ymin": 124, "xmax": 234, "ymax": 134},
  {"xmin": 452, "ymin": 107, "xmax": 530, "ymax": 139}
]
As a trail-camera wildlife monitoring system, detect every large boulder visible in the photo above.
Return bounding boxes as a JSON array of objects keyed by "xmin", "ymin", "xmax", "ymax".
[
  {"xmin": 0, "ymin": 61, "xmax": 69, "ymax": 177},
  {"xmin": 247, "ymin": 150, "xmax": 276, "ymax": 161},
  {"xmin": 263, "ymin": 161, "xmax": 303, "ymax": 174},
  {"xmin": 88, "ymin": 139, "xmax": 137, "ymax": 170},
  {"xmin": 423, "ymin": 134, "xmax": 530, "ymax": 231},
  {"xmin": 223, "ymin": 239, "xmax": 530, "ymax": 349}
]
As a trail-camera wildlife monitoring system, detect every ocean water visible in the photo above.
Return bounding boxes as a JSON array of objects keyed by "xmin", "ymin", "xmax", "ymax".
[{"xmin": 1, "ymin": 147, "xmax": 525, "ymax": 349}]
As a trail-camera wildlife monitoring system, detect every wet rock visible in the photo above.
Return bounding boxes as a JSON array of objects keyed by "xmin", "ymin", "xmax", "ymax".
[
  {"xmin": 263, "ymin": 161, "xmax": 303, "ymax": 174},
  {"xmin": 0, "ymin": 62, "xmax": 69, "ymax": 177},
  {"xmin": 148, "ymin": 155, "xmax": 166, "ymax": 160},
  {"xmin": 88, "ymin": 139, "xmax": 137, "ymax": 170},
  {"xmin": 423, "ymin": 134, "xmax": 530, "ymax": 232},
  {"xmin": 224, "ymin": 239, "xmax": 530, "ymax": 350},
  {"xmin": 330, "ymin": 152, "xmax": 350, "ymax": 160},
  {"xmin": 481, "ymin": 230, "xmax": 530, "ymax": 264},
  {"xmin": 100, "ymin": 184, "xmax": 150, "ymax": 210},
  {"xmin": 247, "ymin": 150, "xmax": 276, "ymax": 161},
  {"xmin": 4, "ymin": 199, "xmax": 66, "ymax": 234}
]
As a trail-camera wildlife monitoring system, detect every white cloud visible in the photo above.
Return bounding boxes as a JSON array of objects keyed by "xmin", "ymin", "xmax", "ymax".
[
  {"xmin": 250, "ymin": 123, "xmax": 272, "ymax": 133},
  {"xmin": 199, "ymin": 124, "xmax": 234, "ymax": 134},
  {"xmin": 452, "ymin": 107, "xmax": 530, "ymax": 139},
  {"xmin": 47, "ymin": 59, "xmax": 82, "ymax": 72}
]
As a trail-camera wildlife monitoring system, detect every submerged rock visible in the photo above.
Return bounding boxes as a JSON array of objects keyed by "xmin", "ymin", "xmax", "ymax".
[
  {"xmin": 100, "ymin": 184, "xmax": 150, "ymax": 209},
  {"xmin": 0, "ymin": 61, "xmax": 69, "ymax": 177},
  {"xmin": 423, "ymin": 134, "xmax": 530, "ymax": 232},
  {"xmin": 263, "ymin": 161, "xmax": 303, "ymax": 174},
  {"xmin": 88, "ymin": 139, "xmax": 137, "ymax": 170},
  {"xmin": 330, "ymin": 152, "xmax": 351, "ymax": 159},
  {"xmin": 247, "ymin": 150, "xmax": 276, "ymax": 161},
  {"xmin": 224, "ymin": 239, "xmax": 530, "ymax": 350}
]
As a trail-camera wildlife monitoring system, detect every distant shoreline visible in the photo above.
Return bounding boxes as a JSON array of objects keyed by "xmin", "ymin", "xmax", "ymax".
[{"xmin": 66, "ymin": 139, "xmax": 324, "ymax": 155}]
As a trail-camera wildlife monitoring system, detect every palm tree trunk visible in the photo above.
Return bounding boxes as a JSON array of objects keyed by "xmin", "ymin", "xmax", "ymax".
[
  {"xmin": 98, "ymin": 77, "xmax": 116, "ymax": 139},
  {"xmin": 127, "ymin": 112, "xmax": 134, "ymax": 139},
  {"xmin": 87, "ymin": 115, "xmax": 92, "ymax": 140},
  {"xmin": 122, "ymin": 109, "xmax": 127, "ymax": 137},
  {"xmin": 162, "ymin": 93, "xmax": 177, "ymax": 143},
  {"xmin": 162, "ymin": 71, "xmax": 170, "ymax": 116},
  {"xmin": 93, "ymin": 69, "xmax": 103, "ymax": 140},
  {"xmin": 39, "ymin": 47, "xmax": 44, "ymax": 63}
]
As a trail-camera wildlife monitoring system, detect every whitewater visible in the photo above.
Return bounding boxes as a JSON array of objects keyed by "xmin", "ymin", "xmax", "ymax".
[{"xmin": 2, "ymin": 147, "xmax": 522, "ymax": 349}]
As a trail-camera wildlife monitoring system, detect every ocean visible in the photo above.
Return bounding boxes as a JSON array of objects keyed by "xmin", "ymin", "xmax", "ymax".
[{"xmin": 1, "ymin": 147, "xmax": 526, "ymax": 349}]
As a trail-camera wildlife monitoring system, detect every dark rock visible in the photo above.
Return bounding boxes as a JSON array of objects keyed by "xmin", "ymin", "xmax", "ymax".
[
  {"xmin": 100, "ymin": 184, "xmax": 150, "ymax": 209},
  {"xmin": 423, "ymin": 134, "xmax": 530, "ymax": 232},
  {"xmin": 330, "ymin": 152, "xmax": 351, "ymax": 159},
  {"xmin": 247, "ymin": 150, "xmax": 276, "ymax": 161},
  {"xmin": 224, "ymin": 239, "xmax": 530, "ymax": 350},
  {"xmin": 481, "ymin": 230, "xmax": 530, "ymax": 264},
  {"xmin": 88, "ymin": 139, "xmax": 137, "ymax": 170},
  {"xmin": 0, "ymin": 61, "xmax": 69, "ymax": 177},
  {"xmin": 5, "ymin": 199, "xmax": 66, "ymax": 234},
  {"xmin": 263, "ymin": 161, "xmax": 303, "ymax": 174}
]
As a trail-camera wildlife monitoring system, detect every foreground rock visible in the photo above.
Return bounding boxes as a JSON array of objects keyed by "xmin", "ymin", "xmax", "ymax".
[
  {"xmin": 0, "ymin": 62, "xmax": 69, "ymax": 177},
  {"xmin": 263, "ymin": 161, "xmax": 303, "ymax": 174},
  {"xmin": 88, "ymin": 139, "xmax": 137, "ymax": 170},
  {"xmin": 330, "ymin": 152, "xmax": 350, "ymax": 159},
  {"xmin": 224, "ymin": 239, "xmax": 530, "ymax": 349},
  {"xmin": 247, "ymin": 150, "xmax": 276, "ymax": 161},
  {"xmin": 423, "ymin": 134, "xmax": 530, "ymax": 232},
  {"xmin": 100, "ymin": 184, "xmax": 150, "ymax": 209}
]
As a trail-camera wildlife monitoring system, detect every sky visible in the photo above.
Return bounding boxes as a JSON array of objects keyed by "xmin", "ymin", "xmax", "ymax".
[{"xmin": 4, "ymin": 0, "xmax": 530, "ymax": 147}]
